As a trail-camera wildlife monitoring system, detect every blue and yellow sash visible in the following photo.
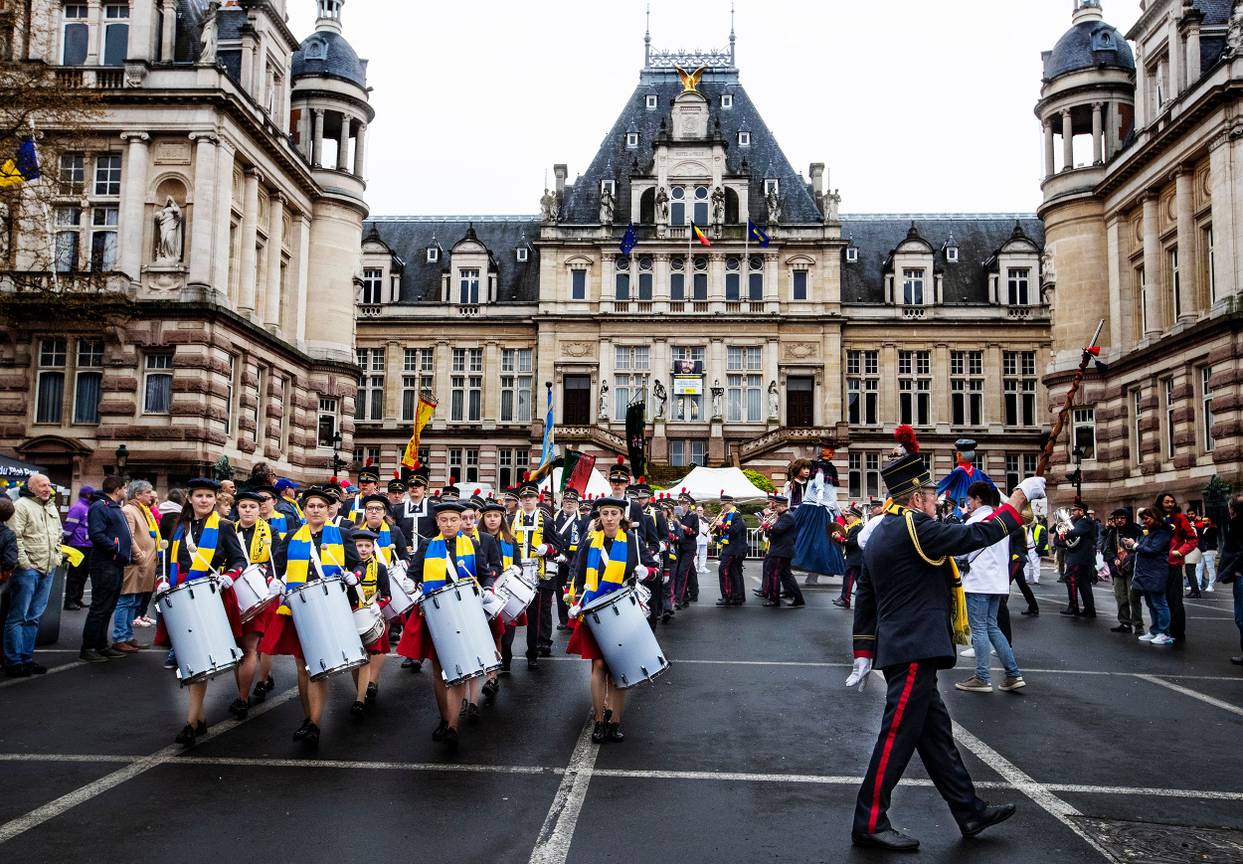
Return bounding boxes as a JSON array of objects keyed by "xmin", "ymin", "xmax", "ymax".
[
  {"xmin": 420, "ymin": 533, "xmax": 476, "ymax": 594},
  {"xmin": 581, "ymin": 530, "xmax": 628, "ymax": 607},
  {"xmin": 268, "ymin": 512, "xmax": 289, "ymax": 539},
  {"xmin": 280, "ymin": 522, "xmax": 345, "ymax": 616},
  {"xmin": 169, "ymin": 513, "xmax": 220, "ymax": 587}
]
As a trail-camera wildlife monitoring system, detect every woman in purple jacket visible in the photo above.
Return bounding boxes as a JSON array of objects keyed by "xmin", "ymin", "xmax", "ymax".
[{"xmin": 61, "ymin": 486, "xmax": 95, "ymax": 610}]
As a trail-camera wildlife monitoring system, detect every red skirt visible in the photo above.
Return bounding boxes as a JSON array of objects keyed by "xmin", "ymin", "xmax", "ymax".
[
  {"xmin": 153, "ymin": 580, "xmax": 244, "ymax": 648},
  {"xmin": 362, "ymin": 618, "xmax": 390, "ymax": 655},
  {"xmin": 394, "ymin": 611, "xmax": 437, "ymax": 663},
  {"xmin": 242, "ymin": 602, "xmax": 275, "ymax": 640},
  {"xmin": 565, "ymin": 618, "xmax": 603, "ymax": 661},
  {"xmin": 489, "ymin": 615, "xmax": 505, "ymax": 640},
  {"xmin": 258, "ymin": 613, "xmax": 304, "ymax": 659}
]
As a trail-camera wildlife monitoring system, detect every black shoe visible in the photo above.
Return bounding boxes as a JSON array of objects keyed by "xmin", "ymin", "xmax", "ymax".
[
  {"xmin": 500, "ymin": 658, "xmax": 512, "ymax": 674},
  {"xmin": 851, "ymin": 829, "xmax": 919, "ymax": 852},
  {"xmin": 539, "ymin": 647, "xmax": 552, "ymax": 657},
  {"xmin": 4, "ymin": 664, "xmax": 31, "ymax": 678},
  {"xmin": 482, "ymin": 678, "xmax": 499, "ymax": 703},
  {"xmin": 556, "ymin": 624, "xmax": 571, "ymax": 632},
  {"xmin": 959, "ymin": 802, "xmax": 1017, "ymax": 838},
  {"xmin": 64, "ymin": 601, "xmax": 84, "ymax": 611},
  {"xmin": 1059, "ymin": 608, "xmax": 1080, "ymax": 616},
  {"xmin": 1187, "ymin": 591, "xmax": 1202, "ymax": 598},
  {"xmin": 431, "ymin": 720, "xmax": 448, "ymax": 742},
  {"xmin": 227, "ymin": 698, "xmax": 250, "ymax": 719},
  {"xmin": 292, "ymin": 718, "xmax": 312, "ymax": 741},
  {"xmin": 832, "ymin": 598, "xmax": 849, "ymax": 608},
  {"xmin": 1109, "ymin": 624, "xmax": 1131, "ymax": 633},
  {"xmin": 301, "ymin": 722, "xmax": 320, "ymax": 748},
  {"xmin": 1230, "ymin": 656, "xmax": 1242, "ymax": 666},
  {"xmin": 661, "ymin": 610, "xmax": 674, "ymax": 623},
  {"xmin": 715, "ymin": 599, "xmax": 731, "ymax": 606},
  {"xmin": 25, "ymin": 662, "xmax": 47, "ymax": 675},
  {"xmin": 79, "ymin": 649, "xmax": 109, "ymax": 664},
  {"xmin": 606, "ymin": 722, "xmax": 624, "ymax": 742},
  {"xmin": 762, "ymin": 600, "xmax": 780, "ymax": 608},
  {"xmin": 99, "ymin": 646, "xmax": 128, "ymax": 658},
  {"xmin": 174, "ymin": 724, "xmax": 198, "ymax": 746},
  {"xmin": 443, "ymin": 726, "xmax": 459, "ymax": 753},
  {"xmin": 350, "ymin": 701, "xmax": 366, "ymax": 719},
  {"xmin": 365, "ymin": 682, "xmax": 378, "ymax": 706},
  {"xmin": 402, "ymin": 658, "xmax": 422, "ymax": 673},
  {"xmin": 527, "ymin": 657, "xmax": 540, "ymax": 670},
  {"xmin": 1021, "ymin": 607, "xmax": 1039, "ymax": 616},
  {"xmin": 252, "ymin": 676, "xmax": 274, "ymax": 703},
  {"xmin": 1081, "ymin": 612, "xmax": 1096, "ymax": 619},
  {"xmin": 751, "ymin": 588, "xmax": 765, "ymax": 597},
  {"xmin": 466, "ymin": 703, "xmax": 481, "ymax": 725},
  {"xmin": 591, "ymin": 721, "xmax": 607, "ymax": 743},
  {"xmin": 787, "ymin": 599, "xmax": 806, "ymax": 608}
]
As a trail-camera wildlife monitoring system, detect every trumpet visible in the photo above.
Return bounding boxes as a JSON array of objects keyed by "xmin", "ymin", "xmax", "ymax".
[{"xmin": 1053, "ymin": 508, "xmax": 1080, "ymax": 547}]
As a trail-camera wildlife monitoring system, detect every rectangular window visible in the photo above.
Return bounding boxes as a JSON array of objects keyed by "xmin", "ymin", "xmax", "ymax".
[
  {"xmin": 93, "ymin": 154, "xmax": 121, "ymax": 196},
  {"xmin": 73, "ymin": 338, "xmax": 103, "ymax": 424},
  {"xmin": 361, "ymin": 268, "xmax": 383, "ymax": 304},
  {"xmin": 614, "ymin": 345, "xmax": 650, "ymax": 421},
  {"xmin": 355, "ymin": 347, "xmax": 385, "ymax": 422},
  {"xmin": 89, "ymin": 206, "xmax": 119, "ymax": 271},
  {"xmin": 615, "ymin": 267, "xmax": 630, "ymax": 301},
  {"xmin": 792, "ymin": 269, "xmax": 807, "ymax": 301},
  {"xmin": 1002, "ymin": 351, "xmax": 1037, "ymax": 427},
  {"xmin": 401, "ymin": 348, "xmax": 435, "ymax": 421},
  {"xmin": 692, "ymin": 258, "xmax": 708, "ymax": 300},
  {"xmin": 571, "ymin": 269, "xmax": 586, "ymax": 300},
  {"xmin": 670, "ymin": 439, "xmax": 707, "ymax": 467},
  {"xmin": 1007, "ymin": 268, "xmax": 1030, "ymax": 305},
  {"xmin": 1130, "ymin": 387, "xmax": 1143, "ymax": 467},
  {"xmin": 252, "ymin": 365, "xmax": 265, "ymax": 448},
  {"xmin": 747, "ymin": 259, "xmax": 763, "ymax": 301},
  {"xmin": 848, "ymin": 452, "xmax": 861, "ymax": 499},
  {"xmin": 224, "ymin": 354, "xmax": 237, "ymax": 436},
  {"xmin": 448, "ymin": 447, "xmax": 480, "ymax": 484},
  {"xmin": 61, "ymin": 4, "xmax": 88, "ymax": 65},
  {"xmin": 54, "ymin": 206, "xmax": 81, "ymax": 272},
  {"xmin": 725, "ymin": 347, "xmax": 762, "ymax": 423},
  {"xmin": 1163, "ymin": 377, "xmax": 1176, "ymax": 459},
  {"xmin": 864, "ymin": 453, "xmax": 880, "ymax": 499},
  {"xmin": 500, "ymin": 348, "xmax": 533, "ymax": 423},
  {"xmin": 1201, "ymin": 366, "xmax": 1215, "ymax": 452},
  {"xmin": 35, "ymin": 337, "xmax": 67, "ymax": 424},
  {"xmin": 637, "ymin": 264, "xmax": 653, "ymax": 301},
  {"xmin": 1169, "ymin": 248, "xmax": 1181, "ymax": 321},
  {"xmin": 1004, "ymin": 454, "xmax": 1038, "ymax": 495},
  {"xmin": 671, "ymin": 345, "xmax": 704, "ymax": 421},
  {"xmin": 143, "ymin": 352, "xmax": 173, "ymax": 415},
  {"xmin": 59, "ymin": 153, "xmax": 84, "ymax": 194},
  {"xmin": 949, "ymin": 350, "xmax": 984, "ymax": 426},
  {"xmin": 902, "ymin": 268, "xmax": 924, "ymax": 305},
  {"xmin": 1204, "ymin": 224, "xmax": 1216, "ymax": 303},
  {"xmin": 1137, "ymin": 266, "xmax": 1148, "ymax": 335},
  {"xmin": 1071, "ymin": 407, "xmax": 1096, "ymax": 460},
  {"xmin": 458, "ymin": 268, "xmax": 480, "ymax": 304},
  {"xmin": 102, "ymin": 4, "xmax": 129, "ymax": 66},
  {"xmin": 498, "ymin": 447, "xmax": 523, "ymax": 490},
  {"xmin": 317, "ymin": 397, "xmax": 338, "ymax": 447},
  {"xmin": 846, "ymin": 350, "xmax": 879, "ymax": 425},
  {"xmin": 725, "ymin": 267, "xmax": 740, "ymax": 301},
  {"xmin": 897, "ymin": 350, "xmax": 931, "ymax": 426}
]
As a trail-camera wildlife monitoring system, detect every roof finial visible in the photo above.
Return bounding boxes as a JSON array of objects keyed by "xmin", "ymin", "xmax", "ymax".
[
  {"xmin": 729, "ymin": 2, "xmax": 736, "ymax": 65},
  {"xmin": 644, "ymin": 3, "xmax": 651, "ymax": 68}
]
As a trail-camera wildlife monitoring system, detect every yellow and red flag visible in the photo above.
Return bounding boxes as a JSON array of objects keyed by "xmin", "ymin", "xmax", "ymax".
[
  {"xmin": 691, "ymin": 222, "xmax": 711, "ymax": 247},
  {"xmin": 400, "ymin": 392, "xmax": 437, "ymax": 469}
]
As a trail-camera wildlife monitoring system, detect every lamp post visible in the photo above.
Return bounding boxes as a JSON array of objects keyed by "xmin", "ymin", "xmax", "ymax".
[
  {"xmin": 330, "ymin": 432, "xmax": 345, "ymax": 478},
  {"xmin": 114, "ymin": 444, "xmax": 129, "ymax": 478}
]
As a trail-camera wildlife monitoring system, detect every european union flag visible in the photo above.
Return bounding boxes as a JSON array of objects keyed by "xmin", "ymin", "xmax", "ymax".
[
  {"xmin": 747, "ymin": 220, "xmax": 770, "ymax": 248},
  {"xmin": 619, "ymin": 222, "xmax": 637, "ymax": 256}
]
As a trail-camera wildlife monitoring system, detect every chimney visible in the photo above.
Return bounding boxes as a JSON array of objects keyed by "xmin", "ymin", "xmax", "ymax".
[
  {"xmin": 554, "ymin": 164, "xmax": 568, "ymax": 196},
  {"xmin": 809, "ymin": 163, "xmax": 824, "ymax": 196}
]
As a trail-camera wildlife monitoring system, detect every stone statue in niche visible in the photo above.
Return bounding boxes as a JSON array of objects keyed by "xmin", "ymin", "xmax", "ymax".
[
  {"xmin": 767, "ymin": 380, "xmax": 779, "ymax": 420},
  {"xmin": 710, "ymin": 185, "xmax": 725, "ymax": 226},
  {"xmin": 711, "ymin": 379, "xmax": 724, "ymax": 419},
  {"xmin": 599, "ymin": 184, "xmax": 615, "ymax": 225},
  {"xmin": 655, "ymin": 186, "xmax": 669, "ymax": 223},
  {"xmin": 766, "ymin": 187, "xmax": 782, "ymax": 225},
  {"xmin": 598, "ymin": 381, "xmax": 609, "ymax": 420},
  {"xmin": 540, "ymin": 188, "xmax": 559, "ymax": 223},
  {"xmin": 199, "ymin": 1, "xmax": 219, "ymax": 66},
  {"xmin": 653, "ymin": 379, "xmax": 667, "ymax": 420},
  {"xmin": 155, "ymin": 196, "xmax": 183, "ymax": 263}
]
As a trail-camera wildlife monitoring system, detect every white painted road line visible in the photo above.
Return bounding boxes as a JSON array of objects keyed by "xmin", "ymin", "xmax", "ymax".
[
  {"xmin": 951, "ymin": 720, "xmax": 1113, "ymax": 861},
  {"xmin": 0, "ymin": 661, "xmax": 87, "ymax": 689},
  {"xmin": 528, "ymin": 719, "xmax": 599, "ymax": 864},
  {"xmin": 0, "ymin": 687, "xmax": 298, "ymax": 846},
  {"xmin": 1135, "ymin": 674, "xmax": 1243, "ymax": 718}
]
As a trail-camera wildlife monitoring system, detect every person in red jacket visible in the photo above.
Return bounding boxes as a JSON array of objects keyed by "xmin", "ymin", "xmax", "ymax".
[{"xmin": 1155, "ymin": 492, "xmax": 1197, "ymax": 645}]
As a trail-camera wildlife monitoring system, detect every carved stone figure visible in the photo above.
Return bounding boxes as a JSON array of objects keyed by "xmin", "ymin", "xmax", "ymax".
[
  {"xmin": 653, "ymin": 379, "xmax": 667, "ymax": 419},
  {"xmin": 540, "ymin": 188, "xmax": 559, "ymax": 223},
  {"xmin": 710, "ymin": 185, "xmax": 725, "ymax": 225},
  {"xmin": 711, "ymin": 379, "xmax": 724, "ymax": 419},
  {"xmin": 598, "ymin": 381, "xmax": 609, "ymax": 419},
  {"xmin": 599, "ymin": 184, "xmax": 615, "ymax": 225},
  {"xmin": 199, "ymin": 1, "xmax": 219, "ymax": 66},
  {"xmin": 655, "ymin": 185, "xmax": 670, "ymax": 223},
  {"xmin": 826, "ymin": 188, "xmax": 841, "ymax": 222},
  {"xmin": 1228, "ymin": 5, "xmax": 1243, "ymax": 58},
  {"xmin": 155, "ymin": 196, "xmax": 183, "ymax": 263},
  {"xmin": 767, "ymin": 379, "xmax": 779, "ymax": 420},
  {"xmin": 766, "ymin": 187, "xmax": 782, "ymax": 225}
]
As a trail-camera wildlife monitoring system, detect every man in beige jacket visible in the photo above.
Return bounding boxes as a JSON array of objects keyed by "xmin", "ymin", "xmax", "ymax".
[
  {"xmin": 114, "ymin": 480, "xmax": 160, "ymax": 652},
  {"xmin": 4, "ymin": 474, "xmax": 63, "ymax": 677}
]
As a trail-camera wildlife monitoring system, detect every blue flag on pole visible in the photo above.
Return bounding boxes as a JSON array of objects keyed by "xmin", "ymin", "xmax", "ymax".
[
  {"xmin": 0, "ymin": 136, "xmax": 40, "ymax": 188},
  {"xmin": 619, "ymin": 222, "xmax": 637, "ymax": 256},
  {"xmin": 747, "ymin": 220, "xmax": 771, "ymax": 248},
  {"xmin": 537, "ymin": 384, "xmax": 556, "ymax": 473}
]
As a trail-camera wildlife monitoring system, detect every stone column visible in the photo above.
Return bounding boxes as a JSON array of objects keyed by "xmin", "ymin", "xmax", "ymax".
[
  {"xmin": 117, "ymin": 131, "xmax": 150, "ymax": 281},
  {"xmin": 294, "ymin": 211, "xmax": 311, "ymax": 346},
  {"xmin": 336, "ymin": 114, "xmax": 351, "ymax": 171},
  {"xmin": 764, "ymin": 251, "xmax": 779, "ymax": 306},
  {"xmin": 484, "ymin": 341, "xmax": 500, "ymax": 424},
  {"xmin": 708, "ymin": 252, "xmax": 725, "ymax": 312},
  {"xmin": 1186, "ymin": 19, "xmax": 1202, "ymax": 87},
  {"xmin": 1174, "ymin": 167, "xmax": 1198, "ymax": 320},
  {"xmin": 265, "ymin": 192, "xmax": 285, "ymax": 330},
  {"xmin": 85, "ymin": 0, "xmax": 102, "ymax": 64},
  {"xmin": 598, "ymin": 337, "xmax": 614, "ymax": 423},
  {"xmin": 1043, "ymin": 120, "xmax": 1055, "ymax": 179},
  {"xmin": 160, "ymin": 0, "xmax": 177, "ymax": 61},
  {"xmin": 880, "ymin": 342, "xmax": 898, "ymax": 424},
  {"xmin": 1208, "ymin": 132, "xmax": 1237, "ymax": 305},
  {"xmin": 1091, "ymin": 103, "xmax": 1104, "ymax": 165},
  {"xmin": 1061, "ymin": 108, "xmax": 1074, "ymax": 172},
  {"xmin": 1134, "ymin": 45, "xmax": 1147, "ymax": 129},
  {"xmin": 211, "ymin": 139, "xmax": 236, "ymax": 293},
  {"xmin": 932, "ymin": 343, "xmax": 949, "ymax": 427},
  {"xmin": 237, "ymin": 169, "xmax": 261, "ymax": 316},
  {"xmin": 1106, "ymin": 215, "xmax": 1124, "ymax": 351},
  {"xmin": 353, "ymin": 123, "xmax": 367, "ymax": 178},
  {"xmin": 983, "ymin": 343, "xmax": 1002, "ymax": 426},
  {"xmin": 187, "ymin": 133, "xmax": 217, "ymax": 286},
  {"xmin": 1141, "ymin": 193, "xmax": 1162, "ymax": 338},
  {"xmin": 126, "ymin": 0, "xmax": 154, "ymax": 62},
  {"xmin": 311, "ymin": 109, "xmax": 324, "ymax": 167},
  {"xmin": 1168, "ymin": 17, "xmax": 1183, "ymax": 97}
]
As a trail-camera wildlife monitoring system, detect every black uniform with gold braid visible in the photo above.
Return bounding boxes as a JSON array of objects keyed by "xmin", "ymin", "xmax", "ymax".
[{"xmin": 849, "ymin": 438, "xmax": 1023, "ymax": 848}]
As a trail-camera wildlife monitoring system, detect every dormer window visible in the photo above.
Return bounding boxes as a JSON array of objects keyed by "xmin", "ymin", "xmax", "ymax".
[
  {"xmin": 737, "ymin": 131, "xmax": 750, "ymax": 147},
  {"xmin": 626, "ymin": 132, "xmax": 639, "ymax": 148},
  {"xmin": 600, "ymin": 180, "xmax": 616, "ymax": 197},
  {"xmin": 304, "ymin": 38, "xmax": 327, "ymax": 61},
  {"xmin": 763, "ymin": 178, "xmax": 779, "ymax": 196},
  {"xmin": 902, "ymin": 268, "xmax": 926, "ymax": 305},
  {"xmin": 846, "ymin": 246, "xmax": 858, "ymax": 264},
  {"xmin": 458, "ymin": 268, "xmax": 480, "ymax": 305},
  {"xmin": 721, "ymin": 94, "xmax": 733, "ymax": 109},
  {"xmin": 945, "ymin": 245, "xmax": 959, "ymax": 263},
  {"xmin": 645, "ymin": 94, "xmax": 658, "ymax": 110},
  {"xmin": 426, "ymin": 247, "xmax": 439, "ymax": 264},
  {"xmin": 516, "ymin": 247, "xmax": 529, "ymax": 262}
]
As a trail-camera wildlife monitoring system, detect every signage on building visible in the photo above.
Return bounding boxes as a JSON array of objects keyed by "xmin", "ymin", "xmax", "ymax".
[{"xmin": 672, "ymin": 359, "xmax": 704, "ymax": 395}]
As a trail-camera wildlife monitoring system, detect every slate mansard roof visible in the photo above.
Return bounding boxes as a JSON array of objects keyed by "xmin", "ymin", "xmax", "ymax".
[
  {"xmin": 839, "ymin": 216, "xmax": 1045, "ymax": 305},
  {"xmin": 364, "ymin": 218, "xmax": 542, "ymax": 304},
  {"xmin": 559, "ymin": 67, "xmax": 823, "ymax": 225},
  {"xmin": 292, "ymin": 31, "xmax": 369, "ymax": 89}
]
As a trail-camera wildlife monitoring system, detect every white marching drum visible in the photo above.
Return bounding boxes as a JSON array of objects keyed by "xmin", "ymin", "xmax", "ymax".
[
  {"xmin": 383, "ymin": 565, "xmax": 417, "ymax": 622},
  {"xmin": 480, "ymin": 586, "xmax": 506, "ymax": 620},
  {"xmin": 287, "ymin": 578, "xmax": 368, "ymax": 680},
  {"xmin": 492, "ymin": 565, "xmax": 537, "ymax": 623},
  {"xmin": 353, "ymin": 602, "xmax": 385, "ymax": 646},
  {"xmin": 156, "ymin": 579, "xmax": 243, "ymax": 685},
  {"xmin": 231, "ymin": 564, "xmax": 276, "ymax": 623},
  {"xmin": 582, "ymin": 584, "xmax": 670, "ymax": 688},
  {"xmin": 417, "ymin": 579, "xmax": 502, "ymax": 685}
]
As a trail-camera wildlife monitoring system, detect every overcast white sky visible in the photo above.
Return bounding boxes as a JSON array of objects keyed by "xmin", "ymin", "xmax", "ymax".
[{"xmin": 289, "ymin": 0, "xmax": 1143, "ymax": 217}]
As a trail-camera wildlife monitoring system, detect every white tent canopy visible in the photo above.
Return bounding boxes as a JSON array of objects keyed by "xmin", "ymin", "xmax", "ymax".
[
  {"xmin": 664, "ymin": 466, "xmax": 770, "ymax": 503},
  {"xmin": 539, "ymin": 466, "xmax": 612, "ymax": 497}
]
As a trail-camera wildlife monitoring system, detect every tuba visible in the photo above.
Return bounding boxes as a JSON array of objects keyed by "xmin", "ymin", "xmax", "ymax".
[{"xmin": 1053, "ymin": 508, "xmax": 1080, "ymax": 547}]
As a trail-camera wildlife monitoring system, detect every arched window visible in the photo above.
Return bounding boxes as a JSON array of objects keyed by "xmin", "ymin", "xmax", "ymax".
[
  {"xmin": 693, "ymin": 185, "xmax": 709, "ymax": 226},
  {"xmin": 692, "ymin": 255, "xmax": 708, "ymax": 300},
  {"xmin": 748, "ymin": 255, "xmax": 764, "ymax": 301},
  {"xmin": 669, "ymin": 255, "xmax": 685, "ymax": 300},
  {"xmin": 725, "ymin": 256, "xmax": 741, "ymax": 300},
  {"xmin": 670, "ymin": 185, "xmax": 686, "ymax": 226},
  {"xmin": 637, "ymin": 255, "xmax": 653, "ymax": 300},
  {"xmin": 725, "ymin": 187, "xmax": 739, "ymax": 224},
  {"xmin": 615, "ymin": 254, "xmax": 631, "ymax": 300},
  {"xmin": 640, "ymin": 188, "xmax": 655, "ymax": 224}
]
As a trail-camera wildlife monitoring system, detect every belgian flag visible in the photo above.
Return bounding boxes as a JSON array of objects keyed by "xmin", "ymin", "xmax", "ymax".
[{"xmin": 690, "ymin": 222, "xmax": 711, "ymax": 247}]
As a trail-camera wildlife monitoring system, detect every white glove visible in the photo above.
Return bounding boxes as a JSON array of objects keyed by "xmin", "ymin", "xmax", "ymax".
[
  {"xmin": 534, "ymin": 543, "xmax": 552, "ymax": 558},
  {"xmin": 267, "ymin": 579, "xmax": 286, "ymax": 598},
  {"xmin": 502, "ymin": 565, "xmax": 521, "ymax": 580},
  {"xmin": 343, "ymin": 571, "xmax": 360, "ymax": 587},
  {"xmin": 633, "ymin": 564, "xmax": 650, "ymax": 582},
  {"xmin": 568, "ymin": 603, "xmax": 581, "ymax": 618},
  {"xmin": 216, "ymin": 572, "xmax": 235, "ymax": 590},
  {"xmin": 153, "ymin": 579, "xmax": 170, "ymax": 598},
  {"xmin": 844, "ymin": 657, "xmax": 873, "ymax": 691},
  {"xmin": 1017, "ymin": 476, "xmax": 1046, "ymax": 501},
  {"xmin": 400, "ymin": 576, "xmax": 416, "ymax": 594},
  {"xmin": 554, "ymin": 554, "xmax": 568, "ymax": 565}
]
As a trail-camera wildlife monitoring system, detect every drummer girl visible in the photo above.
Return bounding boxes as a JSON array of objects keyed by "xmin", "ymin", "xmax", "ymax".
[
  {"xmin": 248, "ymin": 485, "xmax": 284, "ymax": 702},
  {"xmin": 396, "ymin": 500, "xmax": 484, "ymax": 751},
  {"xmin": 566, "ymin": 496, "xmax": 657, "ymax": 744},
  {"xmin": 480, "ymin": 499, "xmax": 521, "ymax": 681},
  {"xmin": 153, "ymin": 478, "xmax": 246, "ymax": 746},
  {"xmin": 263, "ymin": 485, "xmax": 360, "ymax": 748},
  {"xmin": 228, "ymin": 490, "xmax": 276, "ymax": 720},
  {"xmin": 347, "ymin": 528, "xmax": 395, "ymax": 718},
  {"xmin": 460, "ymin": 495, "xmax": 503, "ymax": 719},
  {"xmin": 359, "ymin": 493, "xmax": 412, "ymax": 568}
]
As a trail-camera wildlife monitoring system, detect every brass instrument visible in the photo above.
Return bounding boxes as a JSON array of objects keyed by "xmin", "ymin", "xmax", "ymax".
[{"xmin": 1053, "ymin": 508, "xmax": 1080, "ymax": 547}]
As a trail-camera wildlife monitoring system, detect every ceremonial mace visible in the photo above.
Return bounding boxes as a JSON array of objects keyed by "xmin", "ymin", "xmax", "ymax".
[{"xmin": 1036, "ymin": 318, "xmax": 1105, "ymax": 482}]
